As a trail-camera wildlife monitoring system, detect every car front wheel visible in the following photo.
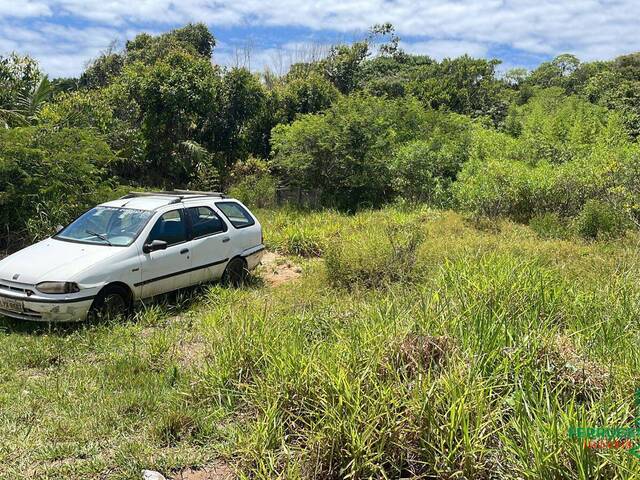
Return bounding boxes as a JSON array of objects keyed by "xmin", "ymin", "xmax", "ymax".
[{"xmin": 88, "ymin": 285, "xmax": 131, "ymax": 322}]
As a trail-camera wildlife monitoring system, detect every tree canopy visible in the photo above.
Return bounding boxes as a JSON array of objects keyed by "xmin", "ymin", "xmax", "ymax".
[{"xmin": 4, "ymin": 22, "xmax": 640, "ymax": 240}]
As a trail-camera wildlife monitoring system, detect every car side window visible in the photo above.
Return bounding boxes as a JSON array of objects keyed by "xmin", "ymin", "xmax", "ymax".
[
  {"xmin": 147, "ymin": 210, "xmax": 187, "ymax": 246},
  {"xmin": 215, "ymin": 202, "xmax": 255, "ymax": 229},
  {"xmin": 187, "ymin": 206, "xmax": 227, "ymax": 239}
]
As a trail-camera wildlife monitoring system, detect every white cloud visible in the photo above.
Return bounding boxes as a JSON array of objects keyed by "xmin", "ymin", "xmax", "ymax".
[
  {"xmin": 0, "ymin": 1, "xmax": 51, "ymax": 18},
  {"xmin": 401, "ymin": 40, "xmax": 489, "ymax": 60},
  {"xmin": 1, "ymin": 1, "xmax": 640, "ymax": 77}
]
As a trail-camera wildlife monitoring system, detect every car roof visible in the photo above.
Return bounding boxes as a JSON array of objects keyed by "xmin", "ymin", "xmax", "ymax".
[{"xmin": 99, "ymin": 191, "xmax": 234, "ymax": 211}]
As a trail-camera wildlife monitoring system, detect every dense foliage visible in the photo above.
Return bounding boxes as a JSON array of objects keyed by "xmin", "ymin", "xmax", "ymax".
[
  {"xmin": 0, "ymin": 126, "xmax": 117, "ymax": 242},
  {"xmin": 4, "ymin": 22, "xmax": 640, "ymax": 242}
]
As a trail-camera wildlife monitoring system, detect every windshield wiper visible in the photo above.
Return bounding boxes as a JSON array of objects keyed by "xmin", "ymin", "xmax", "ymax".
[{"xmin": 85, "ymin": 230, "xmax": 113, "ymax": 246}]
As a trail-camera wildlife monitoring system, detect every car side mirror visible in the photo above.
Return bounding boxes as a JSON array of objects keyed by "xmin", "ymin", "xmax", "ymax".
[
  {"xmin": 55, "ymin": 225, "xmax": 64, "ymax": 234},
  {"xmin": 143, "ymin": 239, "xmax": 168, "ymax": 254}
]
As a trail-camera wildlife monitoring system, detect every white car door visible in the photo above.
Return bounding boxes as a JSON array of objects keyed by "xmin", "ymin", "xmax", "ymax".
[
  {"xmin": 138, "ymin": 208, "xmax": 192, "ymax": 298},
  {"xmin": 185, "ymin": 205, "xmax": 231, "ymax": 284}
]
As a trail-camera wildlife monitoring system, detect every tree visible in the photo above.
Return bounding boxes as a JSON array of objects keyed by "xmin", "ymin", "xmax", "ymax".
[
  {"xmin": 368, "ymin": 23, "xmax": 402, "ymax": 58},
  {"xmin": 125, "ymin": 23, "xmax": 215, "ymax": 65},
  {"xmin": 124, "ymin": 49, "xmax": 221, "ymax": 185},
  {"xmin": 583, "ymin": 71, "xmax": 640, "ymax": 137},
  {"xmin": 39, "ymin": 86, "xmax": 145, "ymax": 179},
  {"xmin": 279, "ymin": 72, "xmax": 339, "ymax": 122},
  {"xmin": 503, "ymin": 68, "xmax": 529, "ymax": 87},
  {"xmin": 0, "ymin": 126, "xmax": 116, "ymax": 239},
  {"xmin": 272, "ymin": 95, "xmax": 457, "ymax": 209},
  {"xmin": 408, "ymin": 55, "xmax": 509, "ymax": 125},
  {"xmin": 389, "ymin": 114, "xmax": 472, "ymax": 205},
  {"xmin": 613, "ymin": 52, "xmax": 640, "ymax": 81},
  {"xmin": 358, "ymin": 54, "xmax": 433, "ymax": 98},
  {"xmin": 80, "ymin": 51, "xmax": 124, "ymax": 89},
  {"xmin": 321, "ymin": 42, "xmax": 370, "ymax": 94},
  {"xmin": 211, "ymin": 68, "xmax": 267, "ymax": 178},
  {"xmin": 170, "ymin": 23, "xmax": 216, "ymax": 58},
  {"xmin": 0, "ymin": 53, "xmax": 42, "ymax": 127},
  {"xmin": 526, "ymin": 54, "xmax": 583, "ymax": 92}
]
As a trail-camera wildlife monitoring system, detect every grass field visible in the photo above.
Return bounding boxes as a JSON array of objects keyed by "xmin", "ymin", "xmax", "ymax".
[{"xmin": 2, "ymin": 208, "xmax": 640, "ymax": 479}]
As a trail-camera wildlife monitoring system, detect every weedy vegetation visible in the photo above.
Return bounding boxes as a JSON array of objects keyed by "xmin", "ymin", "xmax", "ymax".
[{"xmin": 2, "ymin": 208, "xmax": 640, "ymax": 479}]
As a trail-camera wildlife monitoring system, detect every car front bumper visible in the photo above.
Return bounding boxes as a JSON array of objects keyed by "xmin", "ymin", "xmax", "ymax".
[{"xmin": 0, "ymin": 291, "xmax": 95, "ymax": 322}]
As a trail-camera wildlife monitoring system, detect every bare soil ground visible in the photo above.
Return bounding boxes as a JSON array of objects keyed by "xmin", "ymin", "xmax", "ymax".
[
  {"xmin": 258, "ymin": 251, "xmax": 302, "ymax": 287},
  {"xmin": 174, "ymin": 462, "xmax": 234, "ymax": 480}
]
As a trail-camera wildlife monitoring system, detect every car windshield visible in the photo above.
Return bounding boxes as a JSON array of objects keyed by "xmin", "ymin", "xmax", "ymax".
[{"xmin": 55, "ymin": 206, "xmax": 153, "ymax": 247}]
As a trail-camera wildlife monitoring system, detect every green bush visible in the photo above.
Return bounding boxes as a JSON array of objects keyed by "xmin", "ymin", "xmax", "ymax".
[
  {"xmin": 325, "ymin": 219, "xmax": 425, "ymax": 288},
  {"xmin": 529, "ymin": 213, "xmax": 569, "ymax": 239},
  {"xmin": 0, "ymin": 126, "xmax": 117, "ymax": 243},
  {"xmin": 227, "ymin": 157, "xmax": 277, "ymax": 209},
  {"xmin": 272, "ymin": 94, "xmax": 470, "ymax": 210},
  {"xmin": 454, "ymin": 157, "xmax": 556, "ymax": 221},
  {"xmin": 573, "ymin": 200, "xmax": 627, "ymax": 239},
  {"xmin": 455, "ymin": 93, "xmax": 639, "ymax": 228},
  {"xmin": 389, "ymin": 116, "xmax": 471, "ymax": 206}
]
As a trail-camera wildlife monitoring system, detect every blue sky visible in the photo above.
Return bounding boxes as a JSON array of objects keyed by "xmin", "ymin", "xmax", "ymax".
[{"xmin": 1, "ymin": 0, "xmax": 638, "ymax": 78}]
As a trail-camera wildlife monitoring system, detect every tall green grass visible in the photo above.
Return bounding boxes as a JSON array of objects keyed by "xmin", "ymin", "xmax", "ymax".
[{"xmin": 1, "ymin": 208, "xmax": 640, "ymax": 478}]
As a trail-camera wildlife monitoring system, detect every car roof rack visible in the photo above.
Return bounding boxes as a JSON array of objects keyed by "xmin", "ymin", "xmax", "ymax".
[{"xmin": 120, "ymin": 190, "xmax": 226, "ymax": 204}]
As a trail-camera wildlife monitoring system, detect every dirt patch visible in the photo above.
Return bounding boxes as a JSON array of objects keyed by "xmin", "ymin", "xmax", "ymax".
[
  {"xmin": 173, "ymin": 462, "xmax": 233, "ymax": 480},
  {"xmin": 258, "ymin": 251, "xmax": 302, "ymax": 287},
  {"xmin": 178, "ymin": 337, "xmax": 207, "ymax": 367}
]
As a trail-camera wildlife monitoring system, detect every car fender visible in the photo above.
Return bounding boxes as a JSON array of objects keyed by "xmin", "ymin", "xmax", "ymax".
[{"xmin": 72, "ymin": 247, "xmax": 142, "ymax": 299}]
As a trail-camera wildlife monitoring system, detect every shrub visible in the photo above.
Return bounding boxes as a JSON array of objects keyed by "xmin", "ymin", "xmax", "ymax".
[
  {"xmin": 325, "ymin": 219, "xmax": 425, "ymax": 288},
  {"xmin": 454, "ymin": 105, "xmax": 638, "ymax": 226},
  {"xmin": 454, "ymin": 157, "xmax": 556, "ymax": 221},
  {"xmin": 389, "ymin": 117, "xmax": 471, "ymax": 206},
  {"xmin": 573, "ymin": 200, "xmax": 627, "ymax": 239},
  {"xmin": 529, "ymin": 212, "xmax": 569, "ymax": 239},
  {"xmin": 0, "ymin": 126, "xmax": 117, "ymax": 244},
  {"xmin": 272, "ymin": 94, "xmax": 468, "ymax": 210},
  {"xmin": 227, "ymin": 158, "xmax": 277, "ymax": 209}
]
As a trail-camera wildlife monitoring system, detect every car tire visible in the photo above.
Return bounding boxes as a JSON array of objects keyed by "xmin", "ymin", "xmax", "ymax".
[
  {"xmin": 222, "ymin": 257, "xmax": 248, "ymax": 286},
  {"xmin": 88, "ymin": 285, "xmax": 132, "ymax": 322}
]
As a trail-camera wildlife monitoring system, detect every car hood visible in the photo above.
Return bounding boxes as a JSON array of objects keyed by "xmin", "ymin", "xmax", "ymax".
[{"xmin": 0, "ymin": 238, "xmax": 124, "ymax": 285}]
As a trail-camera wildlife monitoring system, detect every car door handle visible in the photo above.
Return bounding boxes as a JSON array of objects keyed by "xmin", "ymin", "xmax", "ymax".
[
  {"xmin": 222, "ymin": 237, "xmax": 230, "ymax": 243},
  {"xmin": 180, "ymin": 248, "xmax": 189, "ymax": 254}
]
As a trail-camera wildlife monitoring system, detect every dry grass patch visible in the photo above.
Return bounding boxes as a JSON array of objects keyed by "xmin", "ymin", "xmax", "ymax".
[{"xmin": 536, "ymin": 334, "xmax": 611, "ymax": 401}]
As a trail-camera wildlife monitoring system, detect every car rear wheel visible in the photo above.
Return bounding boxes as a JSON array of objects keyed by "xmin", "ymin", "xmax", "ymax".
[
  {"xmin": 222, "ymin": 257, "xmax": 248, "ymax": 286},
  {"xmin": 88, "ymin": 285, "xmax": 131, "ymax": 322}
]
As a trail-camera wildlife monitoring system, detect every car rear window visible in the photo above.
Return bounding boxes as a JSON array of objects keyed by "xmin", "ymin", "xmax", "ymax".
[
  {"xmin": 187, "ymin": 206, "xmax": 227, "ymax": 238},
  {"xmin": 215, "ymin": 202, "xmax": 255, "ymax": 229}
]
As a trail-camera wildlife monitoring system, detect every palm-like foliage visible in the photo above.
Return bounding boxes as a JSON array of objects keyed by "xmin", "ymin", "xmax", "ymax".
[
  {"xmin": 21, "ymin": 75, "xmax": 52, "ymax": 123},
  {"xmin": 0, "ymin": 74, "xmax": 52, "ymax": 128},
  {"xmin": 182, "ymin": 140, "xmax": 221, "ymax": 190},
  {"xmin": 0, "ymin": 107, "xmax": 26, "ymax": 129}
]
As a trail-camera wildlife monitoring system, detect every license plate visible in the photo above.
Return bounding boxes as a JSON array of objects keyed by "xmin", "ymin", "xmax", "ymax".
[{"xmin": 0, "ymin": 296, "xmax": 23, "ymax": 313}]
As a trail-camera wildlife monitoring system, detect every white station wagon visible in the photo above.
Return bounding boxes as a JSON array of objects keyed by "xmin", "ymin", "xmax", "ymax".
[{"xmin": 0, "ymin": 191, "xmax": 265, "ymax": 322}]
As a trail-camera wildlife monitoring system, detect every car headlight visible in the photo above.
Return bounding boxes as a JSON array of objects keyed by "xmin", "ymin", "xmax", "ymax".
[{"xmin": 36, "ymin": 281, "xmax": 80, "ymax": 294}]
